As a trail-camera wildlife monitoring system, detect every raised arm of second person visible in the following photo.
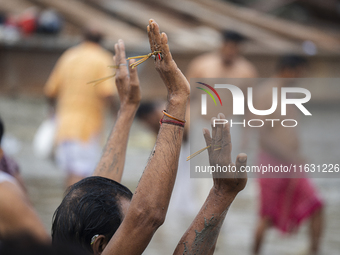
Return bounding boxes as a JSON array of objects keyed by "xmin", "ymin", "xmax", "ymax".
[{"xmin": 173, "ymin": 113, "xmax": 247, "ymax": 255}]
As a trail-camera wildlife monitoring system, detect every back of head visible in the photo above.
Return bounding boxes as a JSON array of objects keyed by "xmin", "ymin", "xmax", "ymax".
[
  {"xmin": 136, "ymin": 102, "xmax": 157, "ymax": 121},
  {"xmin": 136, "ymin": 101, "xmax": 165, "ymax": 135},
  {"xmin": 0, "ymin": 116, "xmax": 4, "ymax": 144},
  {"xmin": 83, "ymin": 24, "xmax": 104, "ymax": 44},
  {"xmin": 276, "ymin": 54, "xmax": 308, "ymax": 72},
  {"xmin": 222, "ymin": 30, "xmax": 246, "ymax": 44},
  {"xmin": 220, "ymin": 30, "xmax": 247, "ymax": 65},
  {"xmin": 52, "ymin": 176, "xmax": 133, "ymax": 253}
]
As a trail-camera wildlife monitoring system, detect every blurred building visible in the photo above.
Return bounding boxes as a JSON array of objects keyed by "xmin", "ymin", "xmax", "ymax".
[{"xmin": 0, "ymin": 0, "xmax": 340, "ymax": 101}]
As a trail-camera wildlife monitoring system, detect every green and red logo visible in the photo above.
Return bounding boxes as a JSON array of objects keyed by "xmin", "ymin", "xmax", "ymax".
[{"xmin": 196, "ymin": 82, "xmax": 222, "ymax": 106}]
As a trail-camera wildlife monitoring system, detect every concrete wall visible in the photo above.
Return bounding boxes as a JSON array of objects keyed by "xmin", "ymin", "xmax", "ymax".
[{"xmin": 1, "ymin": 46, "xmax": 340, "ymax": 102}]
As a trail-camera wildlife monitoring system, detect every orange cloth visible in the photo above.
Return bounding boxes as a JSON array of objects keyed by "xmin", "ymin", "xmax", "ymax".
[{"xmin": 44, "ymin": 42, "xmax": 116, "ymax": 143}]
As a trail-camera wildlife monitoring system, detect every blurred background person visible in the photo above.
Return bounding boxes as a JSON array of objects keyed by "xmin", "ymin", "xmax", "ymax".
[
  {"xmin": 36, "ymin": 9, "xmax": 63, "ymax": 35},
  {"xmin": 0, "ymin": 171, "xmax": 49, "ymax": 242},
  {"xmin": 186, "ymin": 29, "xmax": 258, "ymax": 155},
  {"xmin": 186, "ymin": 30, "xmax": 257, "ymax": 80},
  {"xmin": 17, "ymin": 7, "xmax": 38, "ymax": 37},
  {"xmin": 0, "ymin": 117, "xmax": 26, "ymax": 193},
  {"xmin": 44, "ymin": 25, "xmax": 116, "ymax": 187},
  {"xmin": 0, "ymin": 118, "xmax": 48, "ymax": 242},
  {"xmin": 1, "ymin": 0, "xmax": 339, "ymax": 254},
  {"xmin": 185, "ymin": 30, "xmax": 259, "ymax": 230},
  {"xmin": 253, "ymin": 55, "xmax": 324, "ymax": 255}
]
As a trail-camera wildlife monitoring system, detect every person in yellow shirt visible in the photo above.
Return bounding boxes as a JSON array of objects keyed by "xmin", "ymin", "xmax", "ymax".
[{"xmin": 44, "ymin": 26, "xmax": 116, "ymax": 187}]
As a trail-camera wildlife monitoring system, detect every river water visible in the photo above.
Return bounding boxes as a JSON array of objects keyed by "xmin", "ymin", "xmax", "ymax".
[{"xmin": 0, "ymin": 96, "xmax": 339, "ymax": 255}]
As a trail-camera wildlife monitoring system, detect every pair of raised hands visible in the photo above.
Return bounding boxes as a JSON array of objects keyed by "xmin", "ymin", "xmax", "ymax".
[{"xmin": 113, "ymin": 19, "xmax": 247, "ymax": 195}]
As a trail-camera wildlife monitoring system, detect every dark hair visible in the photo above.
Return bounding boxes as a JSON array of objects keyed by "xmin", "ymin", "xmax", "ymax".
[
  {"xmin": 52, "ymin": 176, "xmax": 133, "ymax": 253},
  {"xmin": 0, "ymin": 116, "xmax": 4, "ymax": 144},
  {"xmin": 222, "ymin": 30, "xmax": 246, "ymax": 43},
  {"xmin": 276, "ymin": 54, "xmax": 308, "ymax": 71},
  {"xmin": 83, "ymin": 28, "xmax": 103, "ymax": 44},
  {"xmin": 0, "ymin": 233, "xmax": 90, "ymax": 255},
  {"xmin": 136, "ymin": 102, "xmax": 157, "ymax": 120}
]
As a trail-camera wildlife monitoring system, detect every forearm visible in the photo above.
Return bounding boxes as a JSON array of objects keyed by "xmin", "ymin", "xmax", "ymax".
[
  {"xmin": 103, "ymin": 97, "xmax": 188, "ymax": 255},
  {"xmin": 103, "ymin": 20, "xmax": 190, "ymax": 255},
  {"xmin": 93, "ymin": 104, "xmax": 138, "ymax": 182},
  {"xmin": 174, "ymin": 188, "xmax": 236, "ymax": 255},
  {"xmin": 130, "ymin": 95, "xmax": 187, "ymax": 215}
]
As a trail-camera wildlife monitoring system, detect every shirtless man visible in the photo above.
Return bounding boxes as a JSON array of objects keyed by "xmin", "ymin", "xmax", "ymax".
[
  {"xmin": 52, "ymin": 20, "xmax": 248, "ymax": 255},
  {"xmin": 186, "ymin": 30, "xmax": 257, "ymax": 140},
  {"xmin": 253, "ymin": 55, "xmax": 323, "ymax": 255},
  {"xmin": 186, "ymin": 30, "xmax": 257, "ymax": 80}
]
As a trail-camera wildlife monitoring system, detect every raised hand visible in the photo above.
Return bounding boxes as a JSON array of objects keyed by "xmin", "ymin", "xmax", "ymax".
[
  {"xmin": 101, "ymin": 20, "xmax": 190, "ymax": 255},
  {"xmin": 173, "ymin": 113, "xmax": 247, "ymax": 255},
  {"xmin": 203, "ymin": 113, "xmax": 247, "ymax": 195},
  {"xmin": 114, "ymin": 39, "xmax": 141, "ymax": 108},
  {"xmin": 93, "ymin": 39, "xmax": 141, "ymax": 182},
  {"xmin": 147, "ymin": 19, "xmax": 190, "ymax": 100}
]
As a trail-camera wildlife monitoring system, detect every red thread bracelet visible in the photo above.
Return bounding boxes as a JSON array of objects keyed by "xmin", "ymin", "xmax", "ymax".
[
  {"xmin": 160, "ymin": 117, "xmax": 185, "ymax": 127},
  {"xmin": 162, "ymin": 110, "xmax": 186, "ymax": 123}
]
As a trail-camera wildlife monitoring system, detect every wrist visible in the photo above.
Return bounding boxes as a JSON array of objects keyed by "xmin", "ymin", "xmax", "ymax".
[
  {"xmin": 210, "ymin": 186, "xmax": 237, "ymax": 208},
  {"xmin": 164, "ymin": 96, "xmax": 188, "ymax": 123},
  {"xmin": 119, "ymin": 103, "xmax": 139, "ymax": 115},
  {"xmin": 168, "ymin": 94, "xmax": 189, "ymax": 106},
  {"xmin": 212, "ymin": 185, "xmax": 238, "ymax": 200}
]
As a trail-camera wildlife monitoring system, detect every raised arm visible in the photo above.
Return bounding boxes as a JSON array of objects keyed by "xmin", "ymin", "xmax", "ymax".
[
  {"xmin": 173, "ymin": 113, "xmax": 247, "ymax": 255},
  {"xmin": 93, "ymin": 39, "xmax": 141, "ymax": 182},
  {"xmin": 102, "ymin": 19, "xmax": 190, "ymax": 255}
]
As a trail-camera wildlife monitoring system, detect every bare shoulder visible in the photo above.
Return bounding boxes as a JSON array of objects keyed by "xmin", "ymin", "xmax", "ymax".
[
  {"xmin": 95, "ymin": 45, "xmax": 112, "ymax": 58},
  {"xmin": 0, "ymin": 181, "xmax": 49, "ymax": 241},
  {"xmin": 187, "ymin": 52, "xmax": 220, "ymax": 78},
  {"xmin": 238, "ymin": 57, "xmax": 258, "ymax": 78},
  {"xmin": 0, "ymin": 181, "xmax": 26, "ymax": 211},
  {"xmin": 86, "ymin": 45, "xmax": 113, "ymax": 65},
  {"xmin": 63, "ymin": 44, "xmax": 81, "ymax": 57},
  {"xmin": 0, "ymin": 181, "xmax": 27, "ymax": 227},
  {"xmin": 54, "ymin": 45, "xmax": 81, "ymax": 66},
  {"xmin": 193, "ymin": 52, "xmax": 219, "ymax": 64},
  {"xmin": 189, "ymin": 53, "xmax": 219, "ymax": 68}
]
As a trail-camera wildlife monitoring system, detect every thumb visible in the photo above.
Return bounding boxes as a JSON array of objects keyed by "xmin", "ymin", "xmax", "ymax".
[
  {"xmin": 235, "ymin": 153, "xmax": 247, "ymax": 180},
  {"xmin": 203, "ymin": 128, "xmax": 213, "ymax": 156},
  {"xmin": 203, "ymin": 128, "xmax": 212, "ymax": 147}
]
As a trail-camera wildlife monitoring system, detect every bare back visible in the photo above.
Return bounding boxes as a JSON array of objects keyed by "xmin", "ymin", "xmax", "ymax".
[{"xmin": 257, "ymin": 82, "xmax": 301, "ymax": 163}]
